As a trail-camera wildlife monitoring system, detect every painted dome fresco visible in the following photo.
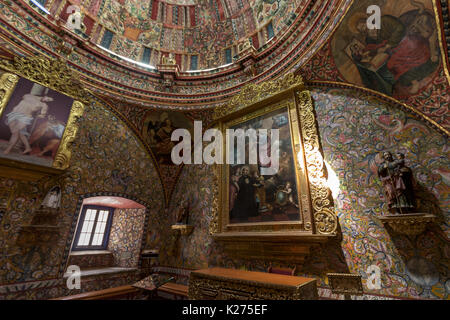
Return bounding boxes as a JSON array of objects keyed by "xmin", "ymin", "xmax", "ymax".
[
  {"xmin": 1, "ymin": 0, "xmax": 351, "ymax": 108},
  {"xmin": 58, "ymin": 0, "xmax": 307, "ymax": 70}
]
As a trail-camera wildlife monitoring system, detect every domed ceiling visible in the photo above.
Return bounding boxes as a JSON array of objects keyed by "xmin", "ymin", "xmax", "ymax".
[
  {"xmin": 1, "ymin": 0, "xmax": 352, "ymax": 108},
  {"xmin": 58, "ymin": 0, "xmax": 305, "ymax": 70}
]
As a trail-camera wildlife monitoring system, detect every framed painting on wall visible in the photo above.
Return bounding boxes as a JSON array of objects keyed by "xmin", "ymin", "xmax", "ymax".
[
  {"xmin": 0, "ymin": 76, "xmax": 74, "ymax": 167},
  {"xmin": 210, "ymin": 73, "xmax": 338, "ymax": 262},
  {"xmin": 0, "ymin": 56, "xmax": 87, "ymax": 174},
  {"xmin": 227, "ymin": 106, "xmax": 302, "ymax": 225}
]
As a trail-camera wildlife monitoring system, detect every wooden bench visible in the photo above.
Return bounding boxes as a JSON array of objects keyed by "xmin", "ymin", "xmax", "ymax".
[
  {"xmin": 51, "ymin": 285, "xmax": 140, "ymax": 300},
  {"xmin": 157, "ymin": 282, "xmax": 189, "ymax": 299},
  {"xmin": 52, "ymin": 282, "xmax": 189, "ymax": 300}
]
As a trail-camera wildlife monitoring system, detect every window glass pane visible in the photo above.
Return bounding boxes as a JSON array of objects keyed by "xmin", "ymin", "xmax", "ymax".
[
  {"xmin": 80, "ymin": 215, "xmax": 95, "ymax": 233},
  {"xmin": 94, "ymin": 220, "xmax": 105, "ymax": 235},
  {"xmin": 190, "ymin": 55, "xmax": 198, "ymax": 70},
  {"xmin": 92, "ymin": 233, "xmax": 104, "ymax": 246},
  {"xmin": 96, "ymin": 210, "xmax": 103, "ymax": 222},
  {"xmin": 99, "ymin": 222, "xmax": 107, "ymax": 234},
  {"xmin": 85, "ymin": 209, "xmax": 96, "ymax": 222},
  {"xmin": 74, "ymin": 207, "xmax": 111, "ymax": 249},
  {"xmin": 98, "ymin": 210, "xmax": 106, "ymax": 222},
  {"xmin": 225, "ymin": 48, "xmax": 232, "ymax": 64},
  {"xmin": 88, "ymin": 220, "xmax": 95, "ymax": 233},
  {"xmin": 266, "ymin": 22, "xmax": 275, "ymax": 40},
  {"xmin": 84, "ymin": 209, "xmax": 92, "ymax": 221},
  {"xmin": 100, "ymin": 30, "xmax": 114, "ymax": 49},
  {"xmin": 91, "ymin": 233, "xmax": 98, "ymax": 246},
  {"xmin": 78, "ymin": 233, "xmax": 89, "ymax": 246},
  {"xmin": 141, "ymin": 47, "xmax": 151, "ymax": 64},
  {"xmin": 100, "ymin": 211, "xmax": 109, "ymax": 222}
]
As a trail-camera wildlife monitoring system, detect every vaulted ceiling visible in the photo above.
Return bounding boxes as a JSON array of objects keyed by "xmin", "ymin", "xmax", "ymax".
[
  {"xmin": 58, "ymin": 0, "xmax": 308, "ymax": 70},
  {"xmin": 0, "ymin": 0, "xmax": 350, "ymax": 108}
]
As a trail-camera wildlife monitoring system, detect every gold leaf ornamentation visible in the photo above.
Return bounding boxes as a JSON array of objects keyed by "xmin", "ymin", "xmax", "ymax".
[
  {"xmin": 0, "ymin": 73, "xmax": 19, "ymax": 118},
  {"xmin": 213, "ymin": 73, "xmax": 304, "ymax": 120},
  {"xmin": 0, "ymin": 56, "xmax": 91, "ymax": 104},
  {"xmin": 53, "ymin": 101, "xmax": 85, "ymax": 170},
  {"xmin": 209, "ymin": 164, "xmax": 221, "ymax": 235},
  {"xmin": 296, "ymin": 90, "xmax": 338, "ymax": 235}
]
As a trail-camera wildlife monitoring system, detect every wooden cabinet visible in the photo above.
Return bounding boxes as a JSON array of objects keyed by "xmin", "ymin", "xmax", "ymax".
[{"xmin": 188, "ymin": 268, "xmax": 318, "ymax": 300}]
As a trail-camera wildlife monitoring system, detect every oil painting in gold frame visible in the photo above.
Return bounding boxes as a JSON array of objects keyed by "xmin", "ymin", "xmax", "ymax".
[
  {"xmin": 210, "ymin": 74, "xmax": 338, "ymax": 261},
  {"xmin": 0, "ymin": 56, "xmax": 86, "ymax": 172}
]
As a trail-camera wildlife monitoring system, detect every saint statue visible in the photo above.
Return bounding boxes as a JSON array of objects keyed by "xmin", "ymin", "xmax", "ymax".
[
  {"xmin": 162, "ymin": 53, "xmax": 176, "ymax": 65},
  {"xmin": 377, "ymin": 151, "xmax": 416, "ymax": 214},
  {"xmin": 176, "ymin": 200, "xmax": 189, "ymax": 225},
  {"xmin": 41, "ymin": 186, "xmax": 61, "ymax": 209}
]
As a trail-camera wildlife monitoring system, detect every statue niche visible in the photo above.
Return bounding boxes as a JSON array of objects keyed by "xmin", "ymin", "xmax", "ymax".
[
  {"xmin": 176, "ymin": 199, "xmax": 190, "ymax": 225},
  {"xmin": 171, "ymin": 199, "xmax": 193, "ymax": 236}
]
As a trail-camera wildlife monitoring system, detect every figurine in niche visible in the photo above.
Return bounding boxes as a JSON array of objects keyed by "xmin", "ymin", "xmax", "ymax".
[
  {"xmin": 162, "ymin": 53, "xmax": 176, "ymax": 65},
  {"xmin": 176, "ymin": 200, "xmax": 190, "ymax": 225},
  {"xmin": 65, "ymin": 9, "xmax": 86, "ymax": 34},
  {"xmin": 41, "ymin": 186, "xmax": 61, "ymax": 209},
  {"xmin": 377, "ymin": 152, "xmax": 416, "ymax": 214}
]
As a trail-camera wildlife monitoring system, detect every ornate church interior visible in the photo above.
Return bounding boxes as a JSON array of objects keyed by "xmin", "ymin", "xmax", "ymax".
[{"xmin": 0, "ymin": 0, "xmax": 448, "ymax": 301}]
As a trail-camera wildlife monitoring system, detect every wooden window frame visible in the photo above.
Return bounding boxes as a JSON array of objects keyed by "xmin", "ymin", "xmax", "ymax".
[{"xmin": 72, "ymin": 205, "xmax": 114, "ymax": 251}]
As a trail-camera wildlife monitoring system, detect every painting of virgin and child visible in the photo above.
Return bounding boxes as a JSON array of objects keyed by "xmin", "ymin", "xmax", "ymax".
[
  {"xmin": 0, "ymin": 76, "xmax": 74, "ymax": 167},
  {"xmin": 228, "ymin": 108, "xmax": 301, "ymax": 224}
]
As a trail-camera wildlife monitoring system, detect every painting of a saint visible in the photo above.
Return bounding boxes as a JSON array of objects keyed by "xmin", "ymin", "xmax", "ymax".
[
  {"xmin": 332, "ymin": 0, "xmax": 439, "ymax": 96},
  {"xmin": 228, "ymin": 108, "xmax": 300, "ymax": 224},
  {"xmin": 0, "ymin": 77, "xmax": 74, "ymax": 167},
  {"xmin": 142, "ymin": 111, "xmax": 193, "ymax": 165}
]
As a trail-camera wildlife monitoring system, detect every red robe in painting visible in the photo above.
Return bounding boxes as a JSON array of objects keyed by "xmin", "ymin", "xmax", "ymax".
[{"xmin": 387, "ymin": 34, "xmax": 431, "ymax": 80}]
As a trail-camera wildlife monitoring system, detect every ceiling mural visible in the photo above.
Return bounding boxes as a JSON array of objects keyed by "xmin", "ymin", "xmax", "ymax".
[
  {"xmin": 301, "ymin": 0, "xmax": 450, "ymax": 134},
  {"xmin": 0, "ymin": 0, "xmax": 447, "ymax": 135},
  {"xmin": 331, "ymin": 0, "xmax": 440, "ymax": 97},
  {"xmin": 57, "ymin": 0, "xmax": 308, "ymax": 69},
  {"xmin": 0, "ymin": 0, "xmax": 349, "ymax": 108}
]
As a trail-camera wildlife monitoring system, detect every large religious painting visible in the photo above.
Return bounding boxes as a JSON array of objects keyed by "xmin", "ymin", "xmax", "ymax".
[
  {"xmin": 0, "ymin": 76, "xmax": 75, "ymax": 167},
  {"xmin": 228, "ymin": 108, "xmax": 300, "ymax": 224},
  {"xmin": 331, "ymin": 0, "xmax": 440, "ymax": 96},
  {"xmin": 211, "ymin": 73, "xmax": 338, "ymax": 262}
]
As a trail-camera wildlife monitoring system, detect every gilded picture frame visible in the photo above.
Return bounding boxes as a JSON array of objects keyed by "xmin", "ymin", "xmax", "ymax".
[
  {"xmin": 210, "ymin": 74, "xmax": 338, "ymax": 261},
  {"xmin": 0, "ymin": 56, "xmax": 87, "ymax": 172}
]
